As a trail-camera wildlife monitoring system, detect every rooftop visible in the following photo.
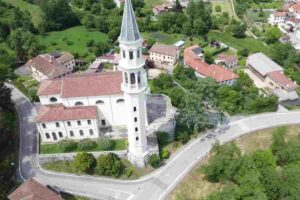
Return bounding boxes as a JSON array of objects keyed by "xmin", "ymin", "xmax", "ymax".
[
  {"xmin": 149, "ymin": 43, "xmax": 178, "ymax": 57},
  {"xmin": 37, "ymin": 104, "xmax": 98, "ymax": 123},
  {"xmin": 7, "ymin": 178, "xmax": 63, "ymax": 200},
  {"xmin": 267, "ymin": 71, "xmax": 298, "ymax": 90},
  {"xmin": 119, "ymin": 0, "xmax": 141, "ymax": 42},
  {"xmin": 184, "ymin": 45, "xmax": 239, "ymax": 83},
  {"xmin": 247, "ymin": 52, "xmax": 283, "ymax": 76},
  {"xmin": 26, "ymin": 54, "xmax": 72, "ymax": 79},
  {"xmin": 37, "ymin": 72, "xmax": 123, "ymax": 97}
]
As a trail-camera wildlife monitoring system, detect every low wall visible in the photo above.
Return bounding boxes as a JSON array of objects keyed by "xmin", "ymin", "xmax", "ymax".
[{"xmin": 39, "ymin": 150, "xmax": 127, "ymax": 164}]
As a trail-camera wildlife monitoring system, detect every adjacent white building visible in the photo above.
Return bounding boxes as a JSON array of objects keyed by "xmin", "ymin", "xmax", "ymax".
[{"xmin": 268, "ymin": 11, "xmax": 287, "ymax": 25}]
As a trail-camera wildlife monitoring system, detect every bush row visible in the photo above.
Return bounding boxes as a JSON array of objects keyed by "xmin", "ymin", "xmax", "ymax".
[{"xmin": 58, "ymin": 138, "xmax": 116, "ymax": 152}]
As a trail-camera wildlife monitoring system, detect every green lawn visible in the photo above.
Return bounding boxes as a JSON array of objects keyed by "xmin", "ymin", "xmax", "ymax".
[
  {"xmin": 40, "ymin": 139, "xmax": 127, "ymax": 154},
  {"xmin": 211, "ymin": 1, "xmax": 237, "ymax": 19},
  {"xmin": 142, "ymin": 31, "xmax": 183, "ymax": 45},
  {"xmin": 37, "ymin": 26, "xmax": 108, "ymax": 60},
  {"xmin": 208, "ymin": 31, "xmax": 271, "ymax": 56},
  {"xmin": 2, "ymin": 0, "xmax": 43, "ymax": 27},
  {"xmin": 144, "ymin": 0, "xmax": 166, "ymax": 8},
  {"xmin": 61, "ymin": 193, "xmax": 89, "ymax": 200}
]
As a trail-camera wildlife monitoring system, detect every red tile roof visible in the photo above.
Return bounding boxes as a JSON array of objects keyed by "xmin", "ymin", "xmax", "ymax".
[
  {"xmin": 266, "ymin": 71, "xmax": 298, "ymax": 90},
  {"xmin": 37, "ymin": 104, "xmax": 98, "ymax": 122},
  {"xmin": 37, "ymin": 72, "xmax": 123, "ymax": 97},
  {"xmin": 8, "ymin": 178, "xmax": 63, "ymax": 200},
  {"xmin": 184, "ymin": 45, "xmax": 239, "ymax": 83},
  {"xmin": 273, "ymin": 11, "xmax": 286, "ymax": 17},
  {"xmin": 291, "ymin": 3, "xmax": 300, "ymax": 11},
  {"xmin": 149, "ymin": 43, "xmax": 178, "ymax": 57},
  {"xmin": 26, "ymin": 54, "xmax": 71, "ymax": 79}
]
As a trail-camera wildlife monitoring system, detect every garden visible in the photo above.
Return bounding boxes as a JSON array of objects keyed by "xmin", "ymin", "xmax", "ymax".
[{"xmin": 12, "ymin": 76, "xmax": 39, "ymax": 101}]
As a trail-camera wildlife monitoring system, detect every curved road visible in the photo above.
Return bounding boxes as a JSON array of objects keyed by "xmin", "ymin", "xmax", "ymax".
[{"xmin": 11, "ymin": 85, "xmax": 300, "ymax": 200}]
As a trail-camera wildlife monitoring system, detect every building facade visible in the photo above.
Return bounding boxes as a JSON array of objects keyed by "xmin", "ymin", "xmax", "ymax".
[
  {"xmin": 268, "ymin": 12, "xmax": 287, "ymax": 25},
  {"xmin": 149, "ymin": 43, "xmax": 179, "ymax": 65}
]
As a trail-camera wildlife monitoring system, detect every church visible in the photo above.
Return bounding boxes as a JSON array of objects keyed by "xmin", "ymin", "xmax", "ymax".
[{"xmin": 36, "ymin": 0, "xmax": 176, "ymax": 167}]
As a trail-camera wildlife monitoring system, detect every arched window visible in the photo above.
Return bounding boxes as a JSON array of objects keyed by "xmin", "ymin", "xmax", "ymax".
[
  {"xmin": 129, "ymin": 50, "xmax": 134, "ymax": 60},
  {"xmin": 116, "ymin": 99, "xmax": 125, "ymax": 103},
  {"xmin": 50, "ymin": 97, "xmax": 57, "ymax": 102},
  {"xmin": 45, "ymin": 133, "xmax": 50, "ymax": 139},
  {"xmin": 52, "ymin": 132, "xmax": 57, "ymax": 141},
  {"xmin": 122, "ymin": 50, "xmax": 126, "ymax": 58},
  {"xmin": 75, "ymin": 101, "xmax": 84, "ymax": 106},
  {"xmin": 58, "ymin": 132, "xmax": 63, "ymax": 138},
  {"xmin": 130, "ymin": 73, "xmax": 135, "ymax": 84},
  {"xmin": 70, "ymin": 131, "xmax": 74, "ymax": 137},
  {"xmin": 96, "ymin": 100, "xmax": 104, "ymax": 104},
  {"xmin": 136, "ymin": 137, "xmax": 139, "ymax": 141}
]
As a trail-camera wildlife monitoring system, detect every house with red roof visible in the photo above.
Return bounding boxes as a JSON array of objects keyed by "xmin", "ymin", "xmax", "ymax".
[
  {"xmin": 289, "ymin": 3, "xmax": 300, "ymax": 18},
  {"xmin": 26, "ymin": 52, "xmax": 75, "ymax": 82},
  {"xmin": 268, "ymin": 11, "xmax": 287, "ymax": 25},
  {"xmin": 8, "ymin": 178, "xmax": 63, "ymax": 200},
  {"xmin": 184, "ymin": 45, "xmax": 239, "ymax": 85}
]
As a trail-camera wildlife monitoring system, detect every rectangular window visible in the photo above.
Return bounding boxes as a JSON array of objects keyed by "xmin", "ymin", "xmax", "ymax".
[
  {"xmin": 89, "ymin": 129, "xmax": 94, "ymax": 135},
  {"xmin": 77, "ymin": 121, "xmax": 81, "ymax": 126},
  {"xmin": 134, "ymin": 117, "xmax": 137, "ymax": 122},
  {"xmin": 137, "ymin": 49, "xmax": 140, "ymax": 58},
  {"xmin": 70, "ymin": 131, "xmax": 74, "ymax": 137},
  {"xmin": 129, "ymin": 51, "xmax": 134, "ymax": 60},
  {"xmin": 122, "ymin": 50, "xmax": 126, "ymax": 58},
  {"xmin": 58, "ymin": 132, "xmax": 63, "ymax": 138},
  {"xmin": 42, "ymin": 123, "xmax": 46, "ymax": 129},
  {"xmin": 56, "ymin": 122, "xmax": 60, "ymax": 127},
  {"xmin": 80, "ymin": 130, "xmax": 84, "ymax": 136},
  {"xmin": 135, "ymin": 127, "xmax": 138, "ymax": 132},
  {"xmin": 87, "ymin": 120, "xmax": 91, "ymax": 125},
  {"xmin": 133, "ymin": 107, "xmax": 137, "ymax": 112},
  {"xmin": 67, "ymin": 121, "xmax": 71, "ymax": 126},
  {"xmin": 101, "ymin": 120, "xmax": 106, "ymax": 126}
]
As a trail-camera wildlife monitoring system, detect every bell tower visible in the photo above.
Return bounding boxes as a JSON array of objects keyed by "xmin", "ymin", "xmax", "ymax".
[{"xmin": 118, "ymin": 0, "xmax": 148, "ymax": 167}]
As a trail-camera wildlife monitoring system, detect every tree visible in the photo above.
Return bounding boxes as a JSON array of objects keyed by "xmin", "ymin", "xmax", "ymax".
[
  {"xmin": 73, "ymin": 152, "xmax": 96, "ymax": 173},
  {"xmin": 215, "ymin": 5, "xmax": 222, "ymax": 12},
  {"xmin": 9, "ymin": 28, "xmax": 42, "ymax": 61},
  {"xmin": 96, "ymin": 153, "xmax": 122, "ymax": 177},
  {"xmin": 0, "ymin": 83, "xmax": 14, "ymax": 112},
  {"xmin": 40, "ymin": 0, "xmax": 79, "ymax": 31},
  {"xmin": 204, "ymin": 52, "xmax": 214, "ymax": 64},
  {"xmin": 232, "ymin": 24, "xmax": 246, "ymax": 38},
  {"xmin": 265, "ymin": 27, "xmax": 281, "ymax": 44},
  {"xmin": 238, "ymin": 48, "xmax": 249, "ymax": 57}
]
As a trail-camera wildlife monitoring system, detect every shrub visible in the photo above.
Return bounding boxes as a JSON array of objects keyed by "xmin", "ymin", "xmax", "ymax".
[
  {"xmin": 73, "ymin": 152, "xmax": 96, "ymax": 173},
  {"xmin": 148, "ymin": 154, "xmax": 161, "ymax": 168},
  {"xmin": 78, "ymin": 139, "xmax": 97, "ymax": 151},
  {"xmin": 96, "ymin": 153, "xmax": 122, "ymax": 177},
  {"xmin": 125, "ymin": 168, "xmax": 133, "ymax": 178},
  {"xmin": 161, "ymin": 149, "xmax": 170, "ymax": 159},
  {"xmin": 58, "ymin": 140, "xmax": 77, "ymax": 152},
  {"xmin": 215, "ymin": 5, "xmax": 222, "ymax": 12},
  {"xmin": 97, "ymin": 138, "xmax": 115, "ymax": 150}
]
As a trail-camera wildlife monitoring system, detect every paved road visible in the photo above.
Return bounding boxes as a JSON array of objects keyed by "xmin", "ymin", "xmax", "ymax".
[{"xmin": 11, "ymin": 85, "xmax": 300, "ymax": 200}]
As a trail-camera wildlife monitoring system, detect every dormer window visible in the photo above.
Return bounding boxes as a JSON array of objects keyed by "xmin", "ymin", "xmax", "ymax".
[{"xmin": 129, "ymin": 51, "xmax": 134, "ymax": 60}]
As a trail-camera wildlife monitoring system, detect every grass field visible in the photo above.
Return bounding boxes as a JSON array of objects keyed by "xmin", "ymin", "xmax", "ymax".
[
  {"xmin": 142, "ymin": 32, "xmax": 183, "ymax": 45},
  {"xmin": 211, "ymin": 1, "xmax": 237, "ymax": 19},
  {"xmin": 168, "ymin": 125, "xmax": 300, "ymax": 200},
  {"xmin": 208, "ymin": 31, "xmax": 271, "ymax": 56},
  {"xmin": 250, "ymin": 1, "xmax": 284, "ymax": 9},
  {"xmin": 37, "ymin": 26, "xmax": 108, "ymax": 60},
  {"xmin": 2, "ymin": 0, "xmax": 43, "ymax": 27},
  {"xmin": 40, "ymin": 139, "xmax": 127, "ymax": 154},
  {"xmin": 144, "ymin": 0, "xmax": 165, "ymax": 8}
]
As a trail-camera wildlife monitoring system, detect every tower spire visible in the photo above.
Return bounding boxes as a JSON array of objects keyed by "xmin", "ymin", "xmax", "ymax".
[{"xmin": 119, "ymin": 0, "xmax": 141, "ymax": 43}]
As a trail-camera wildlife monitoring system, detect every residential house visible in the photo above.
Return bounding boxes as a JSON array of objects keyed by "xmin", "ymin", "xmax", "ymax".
[
  {"xmin": 26, "ymin": 52, "xmax": 75, "ymax": 82},
  {"xmin": 152, "ymin": 4, "xmax": 173, "ymax": 15},
  {"xmin": 268, "ymin": 11, "xmax": 287, "ymax": 25},
  {"xmin": 184, "ymin": 45, "xmax": 239, "ymax": 85},
  {"xmin": 215, "ymin": 54, "xmax": 238, "ymax": 68},
  {"xmin": 8, "ymin": 178, "xmax": 63, "ymax": 200},
  {"xmin": 289, "ymin": 3, "xmax": 300, "ymax": 18},
  {"xmin": 149, "ymin": 43, "xmax": 179, "ymax": 65}
]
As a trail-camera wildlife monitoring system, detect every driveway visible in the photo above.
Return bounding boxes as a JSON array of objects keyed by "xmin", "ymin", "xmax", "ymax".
[{"xmin": 10, "ymin": 84, "xmax": 300, "ymax": 200}]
